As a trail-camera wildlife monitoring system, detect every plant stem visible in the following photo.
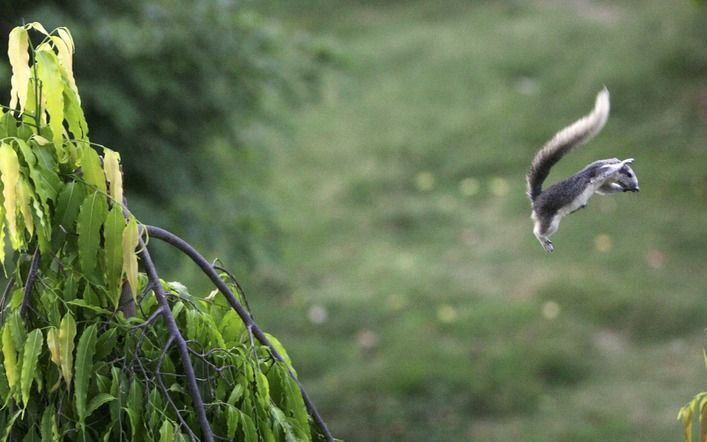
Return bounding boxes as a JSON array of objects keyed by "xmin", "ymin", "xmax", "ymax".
[
  {"xmin": 145, "ymin": 225, "xmax": 335, "ymax": 442},
  {"xmin": 20, "ymin": 249, "xmax": 40, "ymax": 317},
  {"xmin": 138, "ymin": 236, "xmax": 215, "ymax": 442}
]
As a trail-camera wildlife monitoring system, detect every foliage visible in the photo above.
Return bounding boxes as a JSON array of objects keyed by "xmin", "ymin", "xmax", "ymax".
[
  {"xmin": 0, "ymin": 0, "xmax": 328, "ymax": 269},
  {"xmin": 0, "ymin": 24, "xmax": 326, "ymax": 441},
  {"xmin": 679, "ymin": 377, "xmax": 707, "ymax": 442}
]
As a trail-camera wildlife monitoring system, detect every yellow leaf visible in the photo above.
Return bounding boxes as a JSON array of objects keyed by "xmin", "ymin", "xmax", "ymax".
[
  {"xmin": 122, "ymin": 217, "xmax": 140, "ymax": 296},
  {"xmin": 0, "ymin": 204, "xmax": 5, "ymax": 265},
  {"xmin": 58, "ymin": 314, "xmax": 76, "ymax": 386},
  {"xmin": 2, "ymin": 325, "xmax": 18, "ymax": 389},
  {"xmin": 103, "ymin": 149, "xmax": 123, "ymax": 206},
  {"xmin": 53, "ymin": 30, "xmax": 81, "ymax": 104},
  {"xmin": 56, "ymin": 27, "xmax": 75, "ymax": 53},
  {"xmin": 31, "ymin": 135, "xmax": 50, "ymax": 146},
  {"xmin": 35, "ymin": 48, "xmax": 66, "ymax": 155},
  {"xmin": 46, "ymin": 327, "xmax": 61, "ymax": 367},
  {"xmin": 17, "ymin": 178, "xmax": 34, "ymax": 237},
  {"xmin": 26, "ymin": 22, "xmax": 50, "ymax": 36},
  {"xmin": 0, "ymin": 143, "xmax": 22, "ymax": 249},
  {"xmin": 7, "ymin": 27, "xmax": 30, "ymax": 112}
]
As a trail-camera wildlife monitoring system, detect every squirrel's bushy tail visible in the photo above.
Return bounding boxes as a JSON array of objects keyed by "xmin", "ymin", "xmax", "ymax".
[{"xmin": 527, "ymin": 88, "xmax": 610, "ymax": 202}]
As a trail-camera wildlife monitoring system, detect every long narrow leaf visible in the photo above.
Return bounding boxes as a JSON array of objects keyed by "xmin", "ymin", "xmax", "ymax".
[
  {"xmin": 79, "ymin": 145, "xmax": 106, "ymax": 194},
  {"xmin": 121, "ymin": 216, "xmax": 139, "ymax": 295},
  {"xmin": 103, "ymin": 205, "xmax": 125, "ymax": 306},
  {"xmin": 40, "ymin": 404, "xmax": 59, "ymax": 442},
  {"xmin": 20, "ymin": 329, "xmax": 43, "ymax": 407},
  {"xmin": 0, "ymin": 143, "xmax": 21, "ymax": 250},
  {"xmin": 35, "ymin": 49, "xmax": 66, "ymax": 156},
  {"xmin": 75, "ymin": 324, "xmax": 98, "ymax": 428},
  {"xmin": 86, "ymin": 393, "xmax": 116, "ymax": 419},
  {"xmin": 51, "ymin": 182, "xmax": 86, "ymax": 249},
  {"xmin": 7, "ymin": 27, "xmax": 30, "ymax": 112},
  {"xmin": 1, "ymin": 326, "xmax": 18, "ymax": 390},
  {"xmin": 77, "ymin": 191, "xmax": 108, "ymax": 276},
  {"xmin": 58, "ymin": 314, "xmax": 76, "ymax": 386},
  {"xmin": 103, "ymin": 149, "xmax": 123, "ymax": 206}
]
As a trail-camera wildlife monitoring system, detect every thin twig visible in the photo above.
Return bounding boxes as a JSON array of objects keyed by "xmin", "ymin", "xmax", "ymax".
[
  {"xmin": 145, "ymin": 225, "xmax": 335, "ymax": 442},
  {"xmin": 138, "ymin": 237, "xmax": 214, "ymax": 442},
  {"xmin": 155, "ymin": 335, "xmax": 198, "ymax": 441},
  {"xmin": 0, "ymin": 279, "xmax": 15, "ymax": 320},
  {"xmin": 20, "ymin": 249, "xmax": 41, "ymax": 317},
  {"xmin": 212, "ymin": 264, "xmax": 252, "ymax": 313}
]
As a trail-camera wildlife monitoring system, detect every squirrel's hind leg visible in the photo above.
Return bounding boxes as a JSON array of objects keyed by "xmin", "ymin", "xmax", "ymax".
[{"xmin": 533, "ymin": 212, "xmax": 561, "ymax": 252}]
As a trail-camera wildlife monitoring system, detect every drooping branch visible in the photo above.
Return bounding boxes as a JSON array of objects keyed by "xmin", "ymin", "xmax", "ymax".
[
  {"xmin": 145, "ymin": 225, "xmax": 335, "ymax": 442},
  {"xmin": 138, "ymin": 237, "xmax": 215, "ymax": 442}
]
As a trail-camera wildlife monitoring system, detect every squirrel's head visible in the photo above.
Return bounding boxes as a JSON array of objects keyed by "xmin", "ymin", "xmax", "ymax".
[{"xmin": 615, "ymin": 159, "xmax": 640, "ymax": 192}]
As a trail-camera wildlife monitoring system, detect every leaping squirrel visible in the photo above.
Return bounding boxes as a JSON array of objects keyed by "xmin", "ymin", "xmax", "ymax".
[{"xmin": 527, "ymin": 88, "xmax": 639, "ymax": 252}]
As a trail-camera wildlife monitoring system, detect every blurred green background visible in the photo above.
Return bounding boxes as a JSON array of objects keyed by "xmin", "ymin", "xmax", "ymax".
[{"xmin": 2, "ymin": 1, "xmax": 707, "ymax": 441}]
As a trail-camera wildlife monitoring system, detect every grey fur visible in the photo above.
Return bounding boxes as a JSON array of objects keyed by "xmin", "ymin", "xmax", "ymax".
[{"xmin": 527, "ymin": 89, "xmax": 639, "ymax": 252}]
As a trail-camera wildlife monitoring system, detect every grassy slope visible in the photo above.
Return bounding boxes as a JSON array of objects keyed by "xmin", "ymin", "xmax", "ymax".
[{"xmin": 252, "ymin": 1, "xmax": 707, "ymax": 440}]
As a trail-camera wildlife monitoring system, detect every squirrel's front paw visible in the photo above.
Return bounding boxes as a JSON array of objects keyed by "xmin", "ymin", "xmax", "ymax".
[{"xmin": 543, "ymin": 240, "xmax": 554, "ymax": 253}]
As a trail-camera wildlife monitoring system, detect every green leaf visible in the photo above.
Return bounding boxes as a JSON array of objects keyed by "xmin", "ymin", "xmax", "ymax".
[
  {"xmin": 126, "ymin": 378, "xmax": 143, "ymax": 439},
  {"xmin": 29, "ymin": 149, "xmax": 61, "ymax": 205},
  {"xmin": 20, "ymin": 329, "xmax": 43, "ymax": 407},
  {"xmin": 62, "ymin": 77, "xmax": 88, "ymax": 140},
  {"xmin": 0, "ymin": 409, "xmax": 22, "ymax": 442},
  {"xmin": 255, "ymin": 371, "xmax": 271, "ymax": 408},
  {"xmin": 75, "ymin": 324, "xmax": 98, "ymax": 427},
  {"xmin": 226, "ymin": 405, "xmax": 240, "ymax": 439},
  {"xmin": 158, "ymin": 419, "xmax": 175, "ymax": 442},
  {"xmin": 33, "ymin": 144, "xmax": 60, "ymax": 175},
  {"xmin": 40, "ymin": 405, "xmax": 59, "ymax": 442},
  {"xmin": 271, "ymin": 406, "xmax": 299, "ymax": 442},
  {"xmin": 95, "ymin": 328, "xmax": 117, "ymax": 362},
  {"xmin": 52, "ymin": 182, "xmax": 86, "ymax": 249},
  {"xmin": 35, "ymin": 49, "xmax": 66, "ymax": 158},
  {"xmin": 80, "ymin": 145, "xmax": 106, "ymax": 194},
  {"xmin": 1, "ymin": 326, "xmax": 18, "ymax": 390},
  {"xmin": 239, "ymin": 411, "xmax": 258, "ymax": 442},
  {"xmin": 220, "ymin": 310, "xmax": 246, "ymax": 344},
  {"xmin": 274, "ymin": 363, "xmax": 309, "ymax": 437},
  {"xmin": 86, "ymin": 393, "xmax": 116, "ymax": 419},
  {"xmin": 109, "ymin": 367, "xmax": 122, "ymax": 435},
  {"xmin": 77, "ymin": 191, "xmax": 108, "ymax": 276},
  {"xmin": 227, "ymin": 383, "xmax": 244, "ymax": 406},
  {"xmin": 58, "ymin": 314, "xmax": 77, "ymax": 386},
  {"xmin": 103, "ymin": 205, "xmax": 125, "ymax": 305},
  {"xmin": 66, "ymin": 299, "xmax": 112, "ymax": 315},
  {"xmin": 265, "ymin": 333, "xmax": 295, "ymax": 369},
  {"xmin": 7, "ymin": 311, "xmax": 26, "ymax": 350},
  {"xmin": 0, "ymin": 143, "xmax": 21, "ymax": 250}
]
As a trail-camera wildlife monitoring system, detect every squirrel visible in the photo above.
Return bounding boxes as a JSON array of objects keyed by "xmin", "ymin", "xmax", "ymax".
[{"xmin": 526, "ymin": 88, "xmax": 639, "ymax": 252}]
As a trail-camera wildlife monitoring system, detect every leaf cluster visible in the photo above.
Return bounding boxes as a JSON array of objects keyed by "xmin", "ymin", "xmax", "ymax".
[
  {"xmin": 0, "ymin": 24, "xmax": 322, "ymax": 441},
  {"xmin": 0, "ymin": 1, "xmax": 330, "ymax": 269}
]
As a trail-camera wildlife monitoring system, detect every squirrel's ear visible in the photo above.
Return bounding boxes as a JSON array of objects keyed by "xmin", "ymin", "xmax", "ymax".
[
  {"xmin": 597, "ymin": 162, "xmax": 625, "ymax": 178},
  {"xmin": 623, "ymin": 158, "xmax": 634, "ymax": 164}
]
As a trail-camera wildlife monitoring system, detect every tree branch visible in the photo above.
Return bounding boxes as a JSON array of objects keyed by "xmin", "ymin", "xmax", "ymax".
[
  {"xmin": 20, "ymin": 249, "xmax": 40, "ymax": 318},
  {"xmin": 138, "ymin": 236, "xmax": 214, "ymax": 442},
  {"xmin": 145, "ymin": 225, "xmax": 335, "ymax": 442}
]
